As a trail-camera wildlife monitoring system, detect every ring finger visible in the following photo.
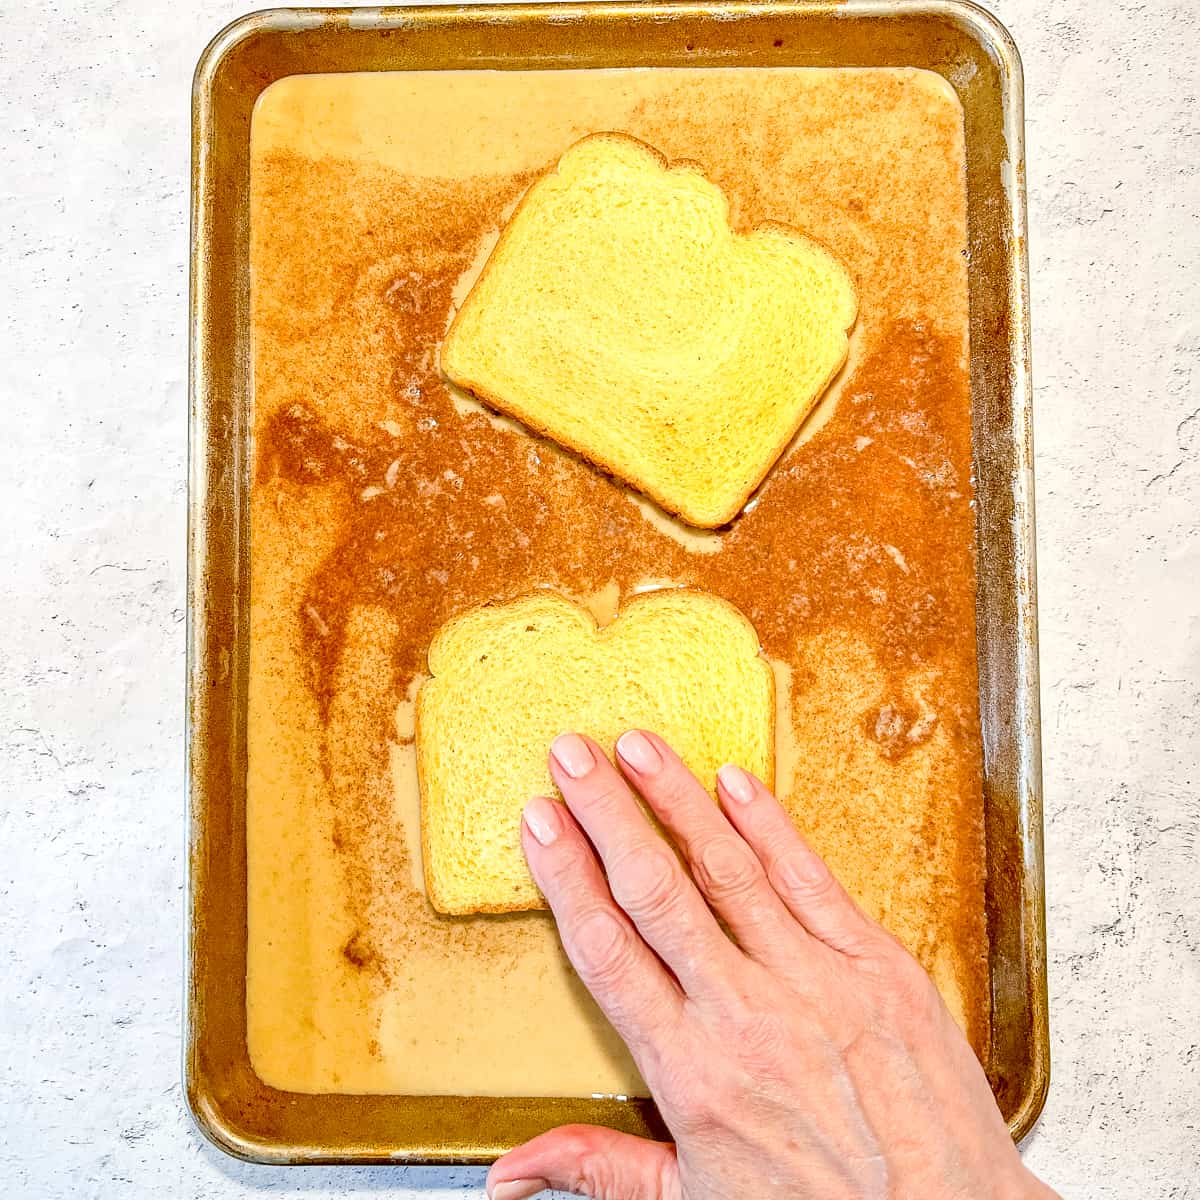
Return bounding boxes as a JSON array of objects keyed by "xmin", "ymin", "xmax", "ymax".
[{"xmin": 614, "ymin": 729, "xmax": 811, "ymax": 969}]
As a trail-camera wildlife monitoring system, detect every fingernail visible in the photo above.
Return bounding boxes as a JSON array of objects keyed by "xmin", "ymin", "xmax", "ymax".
[
  {"xmin": 717, "ymin": 763, "xmax": 755, "ymax": 805},
  {"xmin": 523, "ymin": 797, "xmax": 561, "ymax": 847},
  {"xmin": 551, "ymin": 732, "xmax": 594, "ymax": 779},
  {"xmin": 490, "ymin": 1180, "xmax": 549, "ymax": 1200},
  {"xmin": 616, "ymin": 729, "xmax": 661, "ymax": 774}
]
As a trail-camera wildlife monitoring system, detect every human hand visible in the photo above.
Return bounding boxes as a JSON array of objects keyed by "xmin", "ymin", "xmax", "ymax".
[{"xmin": 486, "ymin": 731, "xmax": 1057, "ymax": 1200}]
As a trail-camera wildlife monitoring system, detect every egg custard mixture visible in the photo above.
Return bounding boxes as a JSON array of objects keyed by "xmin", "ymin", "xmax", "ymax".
[{"xmin": 247, "ymin": 67, "xmax": 984, "ymax": 1096}]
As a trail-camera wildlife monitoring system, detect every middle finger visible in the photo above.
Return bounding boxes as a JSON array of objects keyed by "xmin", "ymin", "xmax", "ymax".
[
  {"xmin": 614, "ymin": 729, "xmax": 810, "ymax": 970},
  {"xmin": 549, "ymin": 732, "xmax": 742, "ymax": 999}
]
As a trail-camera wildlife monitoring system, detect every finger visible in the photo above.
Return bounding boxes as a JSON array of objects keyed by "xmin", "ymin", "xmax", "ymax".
[
  {"xmin": 614, "ymin": 729, "xmax": 807, "ymax": 967},
  {"xmin": 715, "ymin": 764, "xmax": 884, "ymax": 957},
  {"xmin": 521, "ymin": 796, "xmax": 684, "ymax": 1056},
  {"xmin": 487, "ymin": 1124, "xmax": 679, "ymax": 1200},
  {"xmin": 549, "ymin": 733, "xmax": 741, "ymax": 998}
]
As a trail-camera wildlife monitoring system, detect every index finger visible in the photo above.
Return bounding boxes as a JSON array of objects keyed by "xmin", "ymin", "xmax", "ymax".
[
  {"xmin": 521, "ymin": 795, "xmax": 684, "ymax": 1060},
  {"xmin": 548, "ymin": 733, "xmax": 744, "ymax": 1000}
]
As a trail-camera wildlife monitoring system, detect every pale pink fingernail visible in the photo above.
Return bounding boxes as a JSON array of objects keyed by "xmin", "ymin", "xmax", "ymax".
[
  {"xmin": 523, "ymin": 797, "xmax": 561, "ymax": 846},
  {"xmin": 717, "ymin": 763, "xmax": 756, "ymax": 805},
  {"xmin": 490, "ymin": 1180, "xmax": 549, "ymax": 1200},
  {"xmin": 616, "ymin": 729, "xmax": 661, "ymax": 774},
  {"xmin": 551, "ymin": 732, "xmax": 595, "ymax": 779}
]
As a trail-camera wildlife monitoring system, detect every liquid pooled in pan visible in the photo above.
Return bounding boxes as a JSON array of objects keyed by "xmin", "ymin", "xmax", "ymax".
[{"xmin": 247, "ymin": 66, "xmax": 985, "ymax": 1096}]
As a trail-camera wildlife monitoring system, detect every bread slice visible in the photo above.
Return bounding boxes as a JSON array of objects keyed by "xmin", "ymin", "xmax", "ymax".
[
  {"xmin": 416, "ymin": 589, "xmax": 775, "ymax": 915},
  {"xmin": 441, "ymin": 132, "xmax": 857, "ymax": 528}
]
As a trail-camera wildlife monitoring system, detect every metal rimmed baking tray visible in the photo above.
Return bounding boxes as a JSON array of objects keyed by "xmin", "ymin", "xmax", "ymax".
[{"xmin": 187, "ymin": 0, "xmax": 1045, "ymax": 1164}]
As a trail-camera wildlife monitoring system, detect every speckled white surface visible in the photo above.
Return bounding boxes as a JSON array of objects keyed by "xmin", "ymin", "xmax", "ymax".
[{"xmin": 1, "ymin": 0, "xmax": 1198, "ymax": 1194}]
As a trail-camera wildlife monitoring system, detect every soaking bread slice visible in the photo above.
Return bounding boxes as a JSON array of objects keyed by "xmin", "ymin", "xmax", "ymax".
[
  {"xmin": 441, "ymin": 133, "xmax": 857, "ymax": 528},
  {"xmin": 416, "ymin": 589, "xmax": 775, "ymax": 915}
]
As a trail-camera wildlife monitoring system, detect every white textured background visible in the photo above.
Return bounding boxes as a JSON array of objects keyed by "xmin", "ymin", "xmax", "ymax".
[{"xmin": 1, "ymin": 0, "xmax": 1197, "ymax": 1195}]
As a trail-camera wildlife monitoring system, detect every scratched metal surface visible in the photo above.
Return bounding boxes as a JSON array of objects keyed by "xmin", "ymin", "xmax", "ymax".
[{"xmin": 187, "ymin": 0, "xmax": 1042, "ymax": 1165}]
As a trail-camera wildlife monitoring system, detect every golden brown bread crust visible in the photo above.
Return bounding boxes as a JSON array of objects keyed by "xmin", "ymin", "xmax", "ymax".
[
  {"xmin": 414, "ymin": 586, "xmax": 777, "ymax": 914},
  {"xmin": 442, "ymin": 132, "xmax": 858, "ymax": 529}
]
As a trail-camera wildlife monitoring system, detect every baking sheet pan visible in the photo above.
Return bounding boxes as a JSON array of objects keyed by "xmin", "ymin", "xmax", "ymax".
[{"xmin": 187, "ymin": 0, "xmax": 1046, "ymax": 1163}]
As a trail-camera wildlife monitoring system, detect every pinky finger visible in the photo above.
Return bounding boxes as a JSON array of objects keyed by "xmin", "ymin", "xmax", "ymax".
[{"xmin": 715, "ymin": 764, "xmax": 883, "ymax": 957}]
